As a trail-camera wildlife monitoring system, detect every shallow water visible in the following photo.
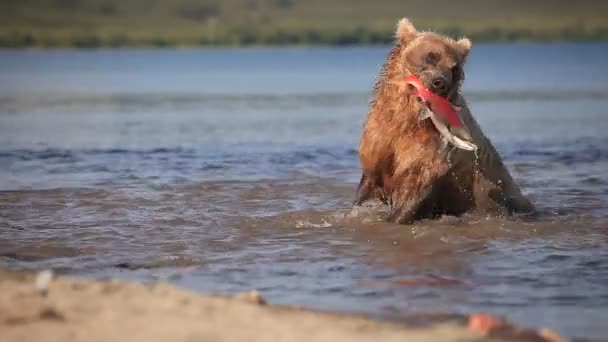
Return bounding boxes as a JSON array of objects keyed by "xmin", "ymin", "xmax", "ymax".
[{"xmin": 1, "ymin": 43, "xmax": 608, "ymax": 340}]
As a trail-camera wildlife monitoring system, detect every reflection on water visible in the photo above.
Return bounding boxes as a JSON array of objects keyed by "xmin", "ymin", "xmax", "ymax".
[{"xmin": 1, "ymin": 43, "xmax": 608, "ymax": 340}]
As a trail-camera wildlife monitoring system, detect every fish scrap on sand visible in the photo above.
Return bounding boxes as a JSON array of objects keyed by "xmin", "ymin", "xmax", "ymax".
[{"xmin": 0, "ymin": 269, "xmax": 565, "ymax": 342}]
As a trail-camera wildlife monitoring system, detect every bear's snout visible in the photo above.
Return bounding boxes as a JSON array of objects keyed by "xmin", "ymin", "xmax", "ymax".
[
  {"xmin": 430, "ymin": 76, "xmax": 449, "ymax": 95},
  {"xmin": 419, "ymin": 70, "xmax": 453, "ymax": 97}
]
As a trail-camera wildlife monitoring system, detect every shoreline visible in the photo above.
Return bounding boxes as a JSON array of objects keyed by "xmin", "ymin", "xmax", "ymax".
[
  {"xmin": 0, "ymin": 41, "xmax": 606, "ymax": 53},
  {"xmin": 0, "ymin": 269, "xmax": 566, "ymax": 342},
  {"xmin": 1, "ymin": 40, "xmax": 607, "ymax": 51}
]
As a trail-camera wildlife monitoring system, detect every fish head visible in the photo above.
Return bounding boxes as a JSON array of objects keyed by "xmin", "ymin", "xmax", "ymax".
[{"xmin": 395, "ymin": 19, "xmax": 472, "ymax": 99}]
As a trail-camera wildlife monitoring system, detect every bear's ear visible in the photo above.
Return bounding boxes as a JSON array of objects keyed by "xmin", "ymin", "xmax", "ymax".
[
  {"xmin": 455, "ymin": 37, "xmax": 472, "ymax": 58},
  {"xmin": 395, "ymin": 18, "xmax": 417, "ymax": 44}
]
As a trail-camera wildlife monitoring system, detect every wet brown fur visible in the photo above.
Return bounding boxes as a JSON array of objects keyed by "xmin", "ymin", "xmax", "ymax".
[{"xmin": 355, "ymin": 18, "xmax": 534, "ymax": 223}]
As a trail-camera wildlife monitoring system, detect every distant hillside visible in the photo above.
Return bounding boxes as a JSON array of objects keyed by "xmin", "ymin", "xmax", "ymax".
[{"xmin": 2, "ymin": 0, "xmax": 608, "ymax": 47}]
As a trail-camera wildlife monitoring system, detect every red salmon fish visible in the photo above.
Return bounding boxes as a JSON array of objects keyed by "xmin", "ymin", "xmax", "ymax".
[
  {"xmin": 402, "ymin": 74, "xmax": 477, "ymax": 151},
  {"xmin": 403, "ymin": 74, "xmax": 464, "ymax": 128}
]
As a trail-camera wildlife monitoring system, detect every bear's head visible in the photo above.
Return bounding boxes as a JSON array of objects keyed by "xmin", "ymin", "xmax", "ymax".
[{"xmin": 392, "ymin": 18, "xmax": 471, "ymax": 99}]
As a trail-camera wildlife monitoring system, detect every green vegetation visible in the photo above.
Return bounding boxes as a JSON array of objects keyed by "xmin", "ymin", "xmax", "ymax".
[{"xmin": 1, "ymin": 0, "xmax": 608, "ymax": 48}]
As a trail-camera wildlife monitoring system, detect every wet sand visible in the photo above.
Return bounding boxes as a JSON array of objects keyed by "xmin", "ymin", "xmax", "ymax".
[{"xmin": 0, "ymin": 269, "xmax": 565, "ymax": 342}]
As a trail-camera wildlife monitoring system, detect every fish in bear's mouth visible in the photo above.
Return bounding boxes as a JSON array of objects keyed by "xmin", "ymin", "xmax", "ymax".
[{"xmin": 401, "ymin": 75, "xmax": 477, "ymax": 152}]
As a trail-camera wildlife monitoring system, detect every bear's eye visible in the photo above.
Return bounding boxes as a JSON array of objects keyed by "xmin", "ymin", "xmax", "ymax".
[{"xmin": 424, "ymin": 52, "xmax": 439, "ymax": 64}]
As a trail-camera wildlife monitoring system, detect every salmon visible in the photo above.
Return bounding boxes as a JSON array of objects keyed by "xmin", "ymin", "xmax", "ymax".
[{"xmin": 403, "ymin": 75, "xmax": 477, "ymax": 151}]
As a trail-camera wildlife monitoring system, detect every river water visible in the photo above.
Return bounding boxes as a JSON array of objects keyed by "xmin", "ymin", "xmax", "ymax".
[{"xmin": 1, "ymin": 43, "xmax": 607, "ymax": 340}]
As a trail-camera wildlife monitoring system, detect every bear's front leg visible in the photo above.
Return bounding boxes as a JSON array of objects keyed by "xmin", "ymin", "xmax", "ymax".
[
  {"xmin": 386, "ymin": 161, "xmax": 449, "ymax": 224},
  {"xmin": 353, "ymin": 174, "xmax": 375, "ymax": 205},
  {"xmin": 354, "ymin": 172, "xmax": 389, "ymax": 205}
]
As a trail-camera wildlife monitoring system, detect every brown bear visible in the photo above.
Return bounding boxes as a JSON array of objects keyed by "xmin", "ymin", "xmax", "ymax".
[{"xmin": 355, "ymin": 18, "xmax": 534, "ymax": 223}]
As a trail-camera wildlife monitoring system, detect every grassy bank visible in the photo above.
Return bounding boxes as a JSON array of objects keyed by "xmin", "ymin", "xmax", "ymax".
[{"xmin": 2, "ymin": 0, "xmax": 608, "ymax": 48}]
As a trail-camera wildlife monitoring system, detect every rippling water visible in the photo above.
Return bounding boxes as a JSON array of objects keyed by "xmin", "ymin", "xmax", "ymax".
[{"xmin": 1, "ymin": 43, "xmax": 608, "ymax": 340}]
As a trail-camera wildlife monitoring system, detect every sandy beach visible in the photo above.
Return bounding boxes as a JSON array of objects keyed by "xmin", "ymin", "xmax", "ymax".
[{"xmin": 0, "ymin": 269, "xmax": 567, "ymax": 342}]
